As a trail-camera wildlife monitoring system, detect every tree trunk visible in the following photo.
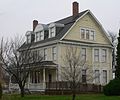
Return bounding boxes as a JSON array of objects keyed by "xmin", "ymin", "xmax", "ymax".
[
  {"xmin": 72, "ymin": 93, "xmax": 76, "ymax": 100},
  {"xmin": 20, "ymin": 86, "xmax": 25, "ymax": 97}
]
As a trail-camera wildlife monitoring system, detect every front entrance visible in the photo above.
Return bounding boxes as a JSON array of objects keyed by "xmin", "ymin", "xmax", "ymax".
[{"xmin": 48, "ymin": 74, "xmax": 52, "ymax": 83}]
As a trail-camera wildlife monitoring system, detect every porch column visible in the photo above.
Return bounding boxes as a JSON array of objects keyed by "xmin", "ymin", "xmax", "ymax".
[
  {"xmin": 56, "ymin": 69, "xmax": 58, "ymax": 81},
  {"xmin": 27, "ymin": 73, "xmax": 30, "ymax": 89},
  {"xmin": 43, "ymin": 68, "xmax": 46, "ymax": 89}
]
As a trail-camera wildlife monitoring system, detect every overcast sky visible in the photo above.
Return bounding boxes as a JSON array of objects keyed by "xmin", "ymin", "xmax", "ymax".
[{"xmin": 0, "ymin": 0, "xmax": 120, "ymax": 39}]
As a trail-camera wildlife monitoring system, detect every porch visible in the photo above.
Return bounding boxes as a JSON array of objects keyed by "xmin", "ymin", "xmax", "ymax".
[{"xmin": 9, "ymin": 61, "xmax": 58, "ymax": 92}]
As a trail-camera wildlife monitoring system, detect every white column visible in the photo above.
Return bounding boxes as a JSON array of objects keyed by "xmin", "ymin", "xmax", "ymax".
[
  {"xmin": 56, "ymin": 68, "xmax": 58, "ymax": 81},
  {"xmin": 27, "ymin": 73, "xmax": 30, "ymax": 89},
  {"xmin": 43, "ymin": 68, "xmax": 46, "ymax": 89}
]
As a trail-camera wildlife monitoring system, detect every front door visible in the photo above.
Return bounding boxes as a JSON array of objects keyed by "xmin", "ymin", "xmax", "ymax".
[{"xmin": 48, "ymin": 74, "xmax": 52, "ymax": 83}]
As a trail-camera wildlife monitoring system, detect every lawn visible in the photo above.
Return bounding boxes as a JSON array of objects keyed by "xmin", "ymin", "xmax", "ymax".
[{"xmin": 1, "ymin": 94, "xmax": 120, "ymax": 100}]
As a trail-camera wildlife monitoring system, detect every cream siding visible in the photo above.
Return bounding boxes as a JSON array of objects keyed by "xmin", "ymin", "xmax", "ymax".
[{"xmin": 64, "ymin": 13, "xmax": 111, "ymax": 45}]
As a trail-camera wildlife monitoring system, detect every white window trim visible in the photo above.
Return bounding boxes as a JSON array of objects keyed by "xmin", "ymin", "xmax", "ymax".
[
  {"xmin": 80, "ymin": 27, "xmax": 95, "ymax": 41},
  {"xmin": 27, "ymin": 35, "xmax": 31, "ymax": 43},
  {"xmin": 52, "ymin": 46, "xmax": 57, "ymax": 61},
  {"xmin": 93, "ymin": 48, "xmax": 100, "ymax": 62},
  {"xmin": 81, "ymin": 47, "xmax": 87, "ymax": 62},
  {"xmin": 49, "ymin": 27, "xmax": 56, "ymax": 38},
  {"xmin": 44, "ymin": 48, "xmax": 47, "ymax": 60},
  {"xmin": 101, "ymin": 49, "xmax": 108, "ymax": 63}
]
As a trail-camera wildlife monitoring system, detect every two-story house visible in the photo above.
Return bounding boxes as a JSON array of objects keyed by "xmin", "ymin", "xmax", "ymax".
[{"xmin": 10, "ymin": 2, "xmax": 113, "ymax": 92}]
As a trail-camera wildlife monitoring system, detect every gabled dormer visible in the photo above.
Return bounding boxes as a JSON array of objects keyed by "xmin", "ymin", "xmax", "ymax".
[
  {"xmin": 34, "ymin": 24, "xmax": 48, "ymax": 42},
  {"xmin": 48, "ymin": 23, "xmax": 64, "ymax": 38},
  {"xmin": 26, "ymin": 31, "xmax": 34, "ymax": 44}
]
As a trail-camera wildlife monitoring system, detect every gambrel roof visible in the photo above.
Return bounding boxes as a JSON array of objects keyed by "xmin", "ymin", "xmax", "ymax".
[{"xmin": 20, "ymin": 9, "xmax": 112, "ymax": 50}]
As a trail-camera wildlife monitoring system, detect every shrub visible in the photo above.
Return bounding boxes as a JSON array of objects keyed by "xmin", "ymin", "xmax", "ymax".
[
  {"xmin": 0, "ymin": 82, "xmax": 2, "ymax": 99},
  {"xmin": 103, "ymin": 79, "xmax": 120, "ymax": 96}
]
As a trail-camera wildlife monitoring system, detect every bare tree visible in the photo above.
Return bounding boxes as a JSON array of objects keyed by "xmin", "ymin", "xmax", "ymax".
[
  {"xmin": 61, "ymin": 46, "xmax": 94, "ymax": 100},
  {"xmin": 0, "ymin": 36, "xmax": 43, "ymax": 97},
  {"xmin": 108, "ymin": 31, "xmax": 117, "ymax": 71}
]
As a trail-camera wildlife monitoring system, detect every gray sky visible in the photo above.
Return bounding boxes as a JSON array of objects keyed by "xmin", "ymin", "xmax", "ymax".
[{"xmin": 0, "ymin": 0, "xmax": 120, "ymax": 39}]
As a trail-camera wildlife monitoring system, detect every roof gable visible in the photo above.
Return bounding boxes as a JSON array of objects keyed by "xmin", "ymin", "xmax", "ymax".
[{"xmin": 60, "ymin": 10, "xmax": 112, "ymax": 46}]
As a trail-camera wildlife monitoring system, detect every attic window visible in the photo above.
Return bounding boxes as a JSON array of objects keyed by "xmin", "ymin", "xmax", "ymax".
[
  {"xmin": 50, "ymin": 27, "xmax": 55, "ymax": 38},
  {"xmin": 27, "ymin": 35, "xmax": 31, "ymax": 43},
  {"xmin": 80, "ymin": 28, "xmax": 95, "ymax": 40},
  {"xmin": 35, "ymin": 32, "xmax": 39, "ymax": 42},
  {"xmin": 35, "ymin": 31, "xmax": 44, "ymax": 42}
]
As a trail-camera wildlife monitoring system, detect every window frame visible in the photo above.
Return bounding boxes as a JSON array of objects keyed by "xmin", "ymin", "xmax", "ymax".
[
  {"xmin": 94, "ymin": 49, "xmax": 99, "ymax": 62},
  {"xmin": 52, "ymin": 46, "xmax": 57, "ymax": 61},
  {"xmin": 44, "ymin": 48, "xmax": 47, "ymax": 60},
  {"xmin": 101, "ymin": 49, "xmax": 107, "ymax": 62},
  {"xmin": 81, "ymin": 48, "xmax": 86, "ymax": 61},
  {"xmin": 95, "ymin": 70, "xmax": 100, "ymax": 84},
  {"xmin": 103, "ymin": 70, "xmax": 107, "ymax": 84},
  {"xmin": 50, "ymin": 27, "xmax": 55, "ymax": 38},
  {"xmin": 80, "ymin": 28, "xmax": 95, "ymax": 40},
  {"xmin": 82, "ymin": 69, "xmax": 86, "ymax": 83}
]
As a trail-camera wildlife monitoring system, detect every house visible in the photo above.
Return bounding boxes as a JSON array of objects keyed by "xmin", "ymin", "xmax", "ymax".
[{"xmin": 10, "ymin": 2, "xmax": 113, "ymax": 92}]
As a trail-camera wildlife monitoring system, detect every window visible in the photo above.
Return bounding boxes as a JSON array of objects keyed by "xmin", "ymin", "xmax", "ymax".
[
  {"xmin": 52, "ymin": 47, "xmax": 56, "ymax": 61},
  {"xmin": 86, "ymin": 30, "xmax": 90, "ymax": 39},
  {"xmin": 82, "ymin": 69, "xmax": 86, "ymax": 83},
  {"xmin": 81, "ymin": 29, "xmax": 85, "ymax": 39},
  {"xmin": 80, "ymin": 28, "xmax": 95, "ymax": 40},
  {"xmin": 94, "ymin": 49, "xmax": 99, "ymax": 62},
  {"xmin": 35, "ymin": 32, "xmax": 39, "ymax": 42},
  {"xmin": 30, "ymin": 71, "xmax": 41, "ymax": 83},
  {"xmin": 103, "ymin": 70, "xmax": 107, "ymax": 84},
  {"xmin": 32, "ymin": 50, "xmax": 37, "ymax": 61},
  {"xmin": 44, "ymin": 48, "xmax": 47, "ymax": 60},
  {"xmin": 27, "ymin": 35, "xmax": 31, "ymax": 43},
  {"xmin": 50, "ymin": 27, "xmax": 55, "ymax": 37},
  {"xmin": 95, "ymin": 70, "xmax": 100, "ymax": 84},
  {"xmin": 102, "ymin": 49, "xmax": 107, "ymax": 62},
  {"xmin": 81, "ymin": 48, "xmax": 86, "ymax": 61},
  {"xmin": 39, "ymin": 31, "xmax": 44, "ymax": 40},
  {"xmin": 90, "ymin": 31, "xmax": 94, "ymax": 40}
]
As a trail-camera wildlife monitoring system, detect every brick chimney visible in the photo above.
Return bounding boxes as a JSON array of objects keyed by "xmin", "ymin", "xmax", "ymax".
[
  {"xmin": 73, "ymin": 1, "xmax": 79, "ymax": 18},
  {"xmin": 33, "ymin": 20, "xmax": 38, "ymax": 31}
]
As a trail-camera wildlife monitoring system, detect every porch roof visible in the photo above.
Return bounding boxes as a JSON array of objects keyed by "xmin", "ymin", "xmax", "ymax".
[{"xmin": 29, "ymin": 61, "xmax": 58, "ymax": 68}]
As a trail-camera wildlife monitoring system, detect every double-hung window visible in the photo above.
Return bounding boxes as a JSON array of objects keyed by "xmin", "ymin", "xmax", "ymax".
[
  {"xmin": 95, "ymin": 70, "xmax": 100, "ymax": 84},
  {"xmin": 94, "ymin": 49, "xmax": 99, "ymax": 62},
  {"xmin": 52, "ymin": 47, "xmax": 56, "ymax": 61},
  {"xmin": 101, "ymin": 49, "xmax": 107, "ymax": 62},
  {"xmin": 44, "ymin": 48, "xmax": 47, "ymax": 60},
  {"xmin": 82, "ymin": 69, "xmax": 86, "ymax": 83},
  {"xmin": 86, "ymin": 30, "xmax": 90, "ymax": 40},
  {"xmin": 80, "ymin": 28, "xmax": 95, "ymax": 40},
  {"xmin": 39, "ymin": 31, "xmax": 43, "ymax": 40},
  {"xmin": 27, "ymin": 35, "xmax": 31, "ymax": 43},
  {"xmin": 36, "ymin": 32, "xmax": 39, "ymax": 42},
  {"xmin": 81, "ymin": 48, "xmax": 86, "ymax": 61},
  {"xmin": 81, "ymin": 29, "xmax": 85, "ymax": 39},
  {"xmin": 103, "ymin": 70, "xmax": 107, "ymax": 84},
  {"xmin": 50, "ymin": 27, "xmax": 55, "ymax": 37}
]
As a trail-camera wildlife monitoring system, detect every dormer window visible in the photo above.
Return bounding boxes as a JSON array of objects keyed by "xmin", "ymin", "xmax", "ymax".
[
  {"xmin": 27, "ymin": 35, "xmax": 31, "ymax": 43},
  {"xmin": 26, "ymin": 31, "xmax": 34, "ymax": 44},
  {"xmin": 39, "ymin": 31, "xmax": 44, "ymax": 40},
  {"xmin": 50, "ymin": 27, "xmax": 55, "ymax": 38},
  {"xmin": 36, "ymin": 32, "xmax": 39, "ymax": 42},
  {"xmin": 49, "ymin": 23, "xmax": 64, "ymax": 38},
  {"xmin": 34, "ymin": 24, "xmax": 48, "ymax": 42},
  {"xmin": 35, "ymin": 31, "xmax": 44, "ymax": 42}
]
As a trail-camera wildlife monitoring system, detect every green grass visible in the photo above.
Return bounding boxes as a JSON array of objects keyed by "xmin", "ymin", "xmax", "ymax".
[{"xmin": 1, "ymin": 94, "xmax": 120, "ymax": 100}]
